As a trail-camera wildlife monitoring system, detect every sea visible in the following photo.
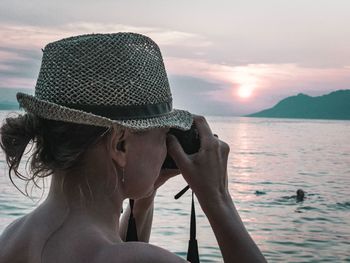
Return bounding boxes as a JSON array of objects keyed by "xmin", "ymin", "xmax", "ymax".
[{"xmin": 0, "ymin": 111, "xmax": 349, "ymax": 262}]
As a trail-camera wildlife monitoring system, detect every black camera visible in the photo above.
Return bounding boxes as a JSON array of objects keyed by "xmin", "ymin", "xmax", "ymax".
[{"xmin": 162, "ymin": 123, "xmax": 200, "ymax": 169}]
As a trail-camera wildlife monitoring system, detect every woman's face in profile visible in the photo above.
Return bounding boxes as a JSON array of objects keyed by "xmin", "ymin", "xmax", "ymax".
[{"xmin": 123, "ymin": 127, "xmax": 169, "ymax": 199}]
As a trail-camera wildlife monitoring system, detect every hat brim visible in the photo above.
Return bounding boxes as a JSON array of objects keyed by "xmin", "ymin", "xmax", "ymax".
[{"xmin": 17, "ymin": 93, "xmax": 193, "ymax": 131}]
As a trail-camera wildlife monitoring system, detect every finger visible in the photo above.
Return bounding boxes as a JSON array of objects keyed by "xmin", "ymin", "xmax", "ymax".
[
  {"xmin": 166, "ymin": 134, "xmax": 191, "ymax": 168},
  {"xmin": 192, "ymin": 115, "xmax": 213, "ymax": 148}
]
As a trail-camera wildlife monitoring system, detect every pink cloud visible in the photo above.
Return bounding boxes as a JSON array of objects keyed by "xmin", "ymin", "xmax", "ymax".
[
  {"xmin": 0, "ymin": 50, "xmax": 29, "ymax": 61},
  {"xmin": 0, "ymin": 22, "xmax": 348, "ymax": 114},
  {"xmin": 165, "ymin": 57, "xmax": 350, "ymax": 91},
  {"xmin": 0, "ymin": 76, "xmax": 36, "ymax": 89},
  {"xmin": 0, "ymin": 22, "xmax": 211, "ymax": 91},
  {"xmin": 164, "ymin": 57, "xmax": 350, "ymax": 113},
  {"xmin": 0, "ymin": 23, "xmax": 211, "ymax": 50}
]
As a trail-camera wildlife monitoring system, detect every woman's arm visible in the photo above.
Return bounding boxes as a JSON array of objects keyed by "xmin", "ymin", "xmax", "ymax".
[
  {"xmin": 119, "ymin": 190, "xmax": 156, "ymax": 242},
  {"xmin": 166, "ymin": 115, "xmax": 267, "ymax": 262}
]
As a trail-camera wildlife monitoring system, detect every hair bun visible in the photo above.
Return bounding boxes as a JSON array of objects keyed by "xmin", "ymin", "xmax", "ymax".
[{"xmin": 0, "ymin": 113, "xmax": 39, "ymax": 169}]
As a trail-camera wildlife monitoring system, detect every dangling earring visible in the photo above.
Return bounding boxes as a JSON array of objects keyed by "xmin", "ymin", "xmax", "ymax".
[
  {"xmin": 112, "ymin": 166, "xmax": 119, "ymax": 194},
  {"xmin": 120, "ymin": 167, "xmax": 125, "ymax": 214}
]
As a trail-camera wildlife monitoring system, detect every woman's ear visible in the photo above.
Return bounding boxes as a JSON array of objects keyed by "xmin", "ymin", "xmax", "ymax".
[
  {"xmin": 116, "ymin": 140, "xmax": 125, "ymax": 151},
  {"xmin": 109, "ymin": 126, "xmax": 127, "ymax": 168}
]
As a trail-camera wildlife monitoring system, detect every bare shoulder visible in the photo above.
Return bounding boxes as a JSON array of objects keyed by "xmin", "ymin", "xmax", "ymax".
[
  {"xmin": 94, "ymin": 242, "xmax": 189, "ymax": 263},
  {"xmin": 0, "ymin": 215, "xmax": 27, "ymax": 245},
  {"xmin": 0, "ymin": 216, "xmax": 28, "ymax": 261}
]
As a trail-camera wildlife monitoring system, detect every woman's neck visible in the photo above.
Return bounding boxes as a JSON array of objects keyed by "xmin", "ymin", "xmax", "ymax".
[{"xmin": 45, "ymin": 156, "xmax": 125, "ymax": 242}]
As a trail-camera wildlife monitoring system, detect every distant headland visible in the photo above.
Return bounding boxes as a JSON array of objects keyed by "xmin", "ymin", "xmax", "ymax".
[{"xmin": 246, "ymin": 90, "xmax": 350, "ymax": 120}]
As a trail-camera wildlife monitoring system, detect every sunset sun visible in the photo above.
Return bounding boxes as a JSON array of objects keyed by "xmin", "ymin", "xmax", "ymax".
[{"xmin": 238, "ymin": 86, "xmax": 253, "ymax": 98}]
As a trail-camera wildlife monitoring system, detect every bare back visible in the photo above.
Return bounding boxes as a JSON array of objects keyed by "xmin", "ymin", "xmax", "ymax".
[
  {"xmin": 0, "ymin": 205, "xmax": 188, "ymax": 263},
  {"xmin": 0, "ymin": 202, "xmax": 108, "ymax": 263},
  {"xmin": 0, "ymin": 201, "xmax": 74, "ymax": 263}
]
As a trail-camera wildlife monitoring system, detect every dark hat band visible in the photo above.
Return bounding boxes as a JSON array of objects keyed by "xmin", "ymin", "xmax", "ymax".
[{"xmin": 61, "ymin": 100, "xmax": 173, "ymax": 120}]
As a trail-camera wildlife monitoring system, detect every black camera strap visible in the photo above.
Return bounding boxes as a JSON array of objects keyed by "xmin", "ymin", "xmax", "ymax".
[
  {"xmin": 125, "ymin": 199, "xmax": 139, "ymax": 241},
  {"xmin": 125, "ymin": 186, "xmax": 200, "ymax": 263},
  {"xmin": 187, "ymin": 191, "xmax": 200, "ymax": 263},
  {"xmin": 175, "ymin": 185, "xmax": 200, "ymax": 263}
]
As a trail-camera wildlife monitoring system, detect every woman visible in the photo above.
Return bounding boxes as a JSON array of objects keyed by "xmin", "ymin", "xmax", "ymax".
[{"xmin": 0, "ymin": 33, "xmax": 266, "ymax": 262}]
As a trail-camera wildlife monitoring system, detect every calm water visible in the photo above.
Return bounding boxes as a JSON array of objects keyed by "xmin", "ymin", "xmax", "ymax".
[{"xmin": 0, "ymin": 111, "xmax": 350, "ymax": 262}]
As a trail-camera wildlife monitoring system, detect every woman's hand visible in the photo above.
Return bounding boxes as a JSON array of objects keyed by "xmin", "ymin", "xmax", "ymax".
[{"xmin": 166, "ymin": 115, "xmax": 230, "ymax": 206}]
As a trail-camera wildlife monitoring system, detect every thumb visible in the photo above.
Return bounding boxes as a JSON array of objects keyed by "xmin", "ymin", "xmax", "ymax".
[{"xmin": 166, "ymin": 134, "xmax": 190, "ymax": 169}]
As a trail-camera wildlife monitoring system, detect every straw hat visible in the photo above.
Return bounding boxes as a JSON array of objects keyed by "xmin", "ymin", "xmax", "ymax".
[{"xmin": 17, "ymin": 32, "xmax": 193, "ymax": 130}]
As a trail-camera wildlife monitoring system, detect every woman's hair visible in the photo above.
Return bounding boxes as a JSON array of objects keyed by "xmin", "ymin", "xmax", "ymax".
[{"xmin": 0, "ymin": 113, "xmax": 112, "ymax": 197}]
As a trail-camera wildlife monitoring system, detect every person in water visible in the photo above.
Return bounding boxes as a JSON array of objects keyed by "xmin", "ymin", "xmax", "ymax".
[
  {"xmin": 281, "ymin": 189, "xmax": 306, "ymax": 203},
  {"xmin": 296, "ymin": 189, "xmax": 305, "ymax": 202},
  {"xmin": 0, "ymin": 33, "xmax": 266, "ymax": 262}
]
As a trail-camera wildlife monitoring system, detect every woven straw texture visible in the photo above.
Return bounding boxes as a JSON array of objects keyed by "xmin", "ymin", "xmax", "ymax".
[{"xmin": 17, "ymin": 33, "xmax": 193, "ymax": 130}]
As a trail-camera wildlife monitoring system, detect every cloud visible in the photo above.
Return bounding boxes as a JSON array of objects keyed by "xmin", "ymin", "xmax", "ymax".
[
  {"xmin": 168, "ymin": 74, "xmax": 276, "ymax": 116},
  {"xmin": 168, "ymin": 75, "xmax": 236, "ymax": 116},
  {"xmin": 166, "ymin": 56, "xmax": 350, "ymax": 90},
  {"xmin": 166, "ymin": 57, "xmax": 350, "ymax": 113},
  {"xmin": 0, "ymin": 50, "xmax": 27, "ymax": 61},
  {"xmin": 0, "ymin": 21, "xmax": 349, "ymax": 115},
  {"xmin": 0, "ymin": 76, "xmax": 36, "ymax": 89},
  {"xmin": 0, "ymin": 47, "xmax": 41, "ymax": 78},
  {"xmin": 1, "ymin": 0, "xmax": 349, "ymax": 69},
  {"xmin": 0, "ymin": 23, "xmax": 211, "ymax": 50},
  {"xmin": 0, "ymin": 22, "xmax": 211, "ymax": 89}
]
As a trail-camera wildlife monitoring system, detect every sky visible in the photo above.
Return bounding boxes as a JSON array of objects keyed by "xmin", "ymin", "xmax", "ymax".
[{"xmin": 0, "ymin": 0, "xmax": 349, "ymax": 115}]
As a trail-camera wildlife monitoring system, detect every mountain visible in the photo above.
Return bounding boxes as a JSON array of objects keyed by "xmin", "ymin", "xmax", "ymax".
[
  {"xmin": 0, "ymin": 88, "xmax": 34, "ymax": 110},
  {"xmin": 246, "ymin": 90, "xmax": 350, "ymax": 120}
]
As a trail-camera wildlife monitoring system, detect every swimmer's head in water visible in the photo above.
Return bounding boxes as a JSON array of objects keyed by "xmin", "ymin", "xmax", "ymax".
[{"xmin": 296, "ymin": 189, "xmax": 305, "ymax": 201}]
